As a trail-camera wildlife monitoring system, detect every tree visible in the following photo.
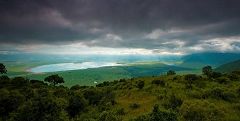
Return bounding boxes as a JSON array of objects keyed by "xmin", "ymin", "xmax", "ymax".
[
  {"xmin": 67, "ymin": 95, "xmax": 86, "ymax": 118},
  {"xmin": 167, "ymin": 70, "xmax": 176, "ymax": 76},
  {"xmin": 202, "ymin": 66, "xmax": 213, "ymax": 77},
  {"xmin": 44, "ymin": 74, "xmax": 64, "ymax": 86},
  {"xmin": 0, "ymin": 63, "xmax": 7, "ymax": 74},
  {"xmin": 184, "ymin": 74, "xmax": 198, "ymax": 89},
  {"xmin": 136, "ymin": 80, "xmax": 145, "ymax": 89}
]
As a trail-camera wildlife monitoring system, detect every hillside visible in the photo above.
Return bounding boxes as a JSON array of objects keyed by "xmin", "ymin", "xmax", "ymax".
[
  {"xmin": 180, "ymin": 53, "xmax": 240, "ymax": 69},
  {"xmin": 215, "ymin": 60, "xmax": 240, "ymax": 73},
  {"xmin": 1, "ymin": 69, "xmax": 240, "ymax": 121}
]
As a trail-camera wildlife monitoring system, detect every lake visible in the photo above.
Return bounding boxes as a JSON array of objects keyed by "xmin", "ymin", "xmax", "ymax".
[{"xmin": 29, "ymin": 62, "xmax": 123, "ymax": 73}]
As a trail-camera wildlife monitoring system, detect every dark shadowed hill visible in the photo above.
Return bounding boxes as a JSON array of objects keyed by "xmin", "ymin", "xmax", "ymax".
[
  {"xmin": 215, "ymin": 60, "xmax": 240, "ymax": 73},
  {"xmin": 180, "ymin": 53, "xmax": 240, "ymax": 69}
]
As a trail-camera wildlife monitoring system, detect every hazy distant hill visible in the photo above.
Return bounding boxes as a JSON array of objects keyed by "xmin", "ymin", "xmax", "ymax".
[
  {"xmin": 180, "ymin": 53, "xmax": 240, "ymax": 68},
  {"xmin": 215, "ymin": 60, "xmax": 240, "ymax": 73}
]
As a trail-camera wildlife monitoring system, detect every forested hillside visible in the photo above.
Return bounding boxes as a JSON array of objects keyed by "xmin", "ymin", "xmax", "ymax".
[{"xmin": 1, "ymin": 64, "xmax": 240, "ymax": 121}]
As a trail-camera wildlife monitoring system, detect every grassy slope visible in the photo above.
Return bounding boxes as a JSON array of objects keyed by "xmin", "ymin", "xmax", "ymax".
[
  {"xmin": 215, "ymin": 60, "xmax": 240, "ymax": 73},
  {"xmin": 109, "ymin": 75, "xmax": 240, "ymax": 121}
]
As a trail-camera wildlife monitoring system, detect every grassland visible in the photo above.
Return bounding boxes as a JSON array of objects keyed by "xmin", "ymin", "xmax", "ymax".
[{"xmin": 5, "ymin": 61, "xmax": 194, "ymax": 87}]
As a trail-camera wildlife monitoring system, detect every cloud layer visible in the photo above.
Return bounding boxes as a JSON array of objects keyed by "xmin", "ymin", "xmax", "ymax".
[{"xmin": 0, "ymin": 0, "xmax": 240, "ymax": 54}]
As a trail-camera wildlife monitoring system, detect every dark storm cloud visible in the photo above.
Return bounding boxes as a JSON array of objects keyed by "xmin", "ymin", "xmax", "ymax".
[{"xmin": 0, "ymin": 0, "xmax": 240, "ymax": 50}]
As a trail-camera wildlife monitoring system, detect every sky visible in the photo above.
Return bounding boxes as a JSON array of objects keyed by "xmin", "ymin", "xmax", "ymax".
[{"xmin": 0, "ymin": 0, "xmax": 240, "ymax": 55}]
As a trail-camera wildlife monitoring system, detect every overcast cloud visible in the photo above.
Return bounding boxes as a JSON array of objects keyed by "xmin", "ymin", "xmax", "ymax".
[{"xmin": 0, "ymin": 0, "xmax": 240, "ymax": 55}]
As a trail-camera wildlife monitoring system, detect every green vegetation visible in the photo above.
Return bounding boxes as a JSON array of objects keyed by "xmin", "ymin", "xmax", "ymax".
[
  {"xmin": 44, "ymin": 74, "xmax": 64, "ymax": 86},
  {"xmin": 5, "ymin": 61, "xmax": 192, "ymax": 87},
  {"xmin": 167, "ymin": 70, "xmax": 176, "ymax": 76},
  {"xmin": 1, "ymin": 63, "xmax": 240, "ymax": 121},
  {"xmin": 215, "ymin": 59, "xmax": 240, "ymax": 73},
  {"xmin": 0, "ymin": 63, "xmax": 7, "ymax": 74}
]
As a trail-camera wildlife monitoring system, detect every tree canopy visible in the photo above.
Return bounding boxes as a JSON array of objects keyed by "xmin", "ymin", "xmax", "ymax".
[
  {"xmin": 0, "ymin": 63, "xmax": 7, "ymax": 74},
  {"xmin": 44, "ymin": 74, "xmax": 64, "ymax": 86}
]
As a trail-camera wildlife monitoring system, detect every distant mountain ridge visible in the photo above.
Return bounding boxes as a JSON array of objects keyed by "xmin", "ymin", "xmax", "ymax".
[
  {"xmin": 215, "ymin": 60, "xmax": 240, "ymax": 73},
  {"xmin": 180, "ymin": 53, "xmax": 240, "ymax": 68}
]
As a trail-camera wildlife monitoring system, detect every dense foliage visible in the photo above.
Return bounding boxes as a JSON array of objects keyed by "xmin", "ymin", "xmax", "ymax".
[{"xmin": 0, "ymin": 64, "xmax": 240, "ymax": 121}]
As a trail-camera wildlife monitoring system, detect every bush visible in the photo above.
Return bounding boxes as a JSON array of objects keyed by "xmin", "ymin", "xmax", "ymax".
[
  {"xmin": 184, "ymin": 74, "xmax": 199, "ymax": 89},
  {"xmin": 202, "ymin": 66, "xmax": 213, "ymax": 77},
  {"xmin": 129, "ymin": 103, "xmax": 140, "ymax": 109},
  {"xmin": 184, "ymin": 74, "xmax": 198, "ymax": 82},
  {"xmin": 164, "ymin": 95, "xmax": 183, "ymax": 110},
  {"xmin": 152, "ymin": 80, "xmax": 165, "ymax": 86},
  {"xmin": 115, "ymin": 108, "xmax": 125, "ymax": 115},
  {"xmin": 211, "ymin": 72, "xmax": 222, "ymax": 78},
  {"xmin": 136, "ymin": 80, "xmax": 145, "ymax": 89},
  {"xmin": 150, "ymin": 104, "xmax": 177, "ymax": 121},
  {"xmin": 180, "ymin": 100, "xmax": 224, "ymax": 121},
  {"xmin": 215, "ymin": 77, "xmax": 230, "ymax": 84},
  {"xmin": 205, "ymin": 88, "xmax": 236, "ymax": 102},
  {"xmin": 0, "ymin": 75, "xmax": 10, "ymax": 87},
  {"xmin": 96, "ymin": 81, "xmax": 110, "ymax": 87},
  {"xmin": 228, "ymin": 73, "xmax": 239, "ymax": 81},
  {"xmin": 167, "ymin": 70, "xmax": 176, "ymax": 76},
  {"xmin": 0, "ymin": 75, "xmax": 10, "ymax": 81},
  {"xmin": 98, "ymin": 111, "xmax": 122, "ymax": 121},
  {"xmin": 44, "ymin": 74, "xmax": 64, "ymax": 86},
  {"xmin": 83, "ymin": 89, "xmax": 103, "ymax": 105},
  {"xmin": 11, "ymin": 77, "xmax": 29, "ymax": 87},
  {"xmin": 70, "ymin": 84, "xmax": 82, "ymax": 90},
  {"xmin": 119, "ymin": 79, "xmax": 126, "ymax": 82},
  {"xmin": 133, "ymin": 104, "xmax": 177, "ymax": 121},
  {"xmin": 10, "ymin": 96, "xmax": 66, "ymax": 121},
  {"xmin": 67, "ymin": 95, "xmax": 87, "ymax": 118}
]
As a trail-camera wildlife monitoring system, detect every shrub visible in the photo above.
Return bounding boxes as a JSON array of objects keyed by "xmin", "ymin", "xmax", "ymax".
[
  {"xmin": 70, "ymin": 84, "xmax": 82, "ymax": 90},
  {"xmin": 211, "ymin": 72, "xmax": 222, "ymax": 78},
  {"xmin": 184, "ymin": 74, "xmax": 198, "ymax": 82},
  {"xmin": 136, "ymin": 80, "xmax": 145, "ymax": 89},
  {"xmin": 184, "ymin": 74, "xmax": 198, "ymax": 89},
  {"xmin": 167, "ymin": 70, "xmax": 176, "ymax": 76},
  {"xmin": 83, "ymin": 89, "xmax": 102, "ymax": 105},
  {"xmin": 11, "ymin": 77, "xmax": 29, "ymax": 87},
  {"xmin": 232, "ymin": 71, "xmax": 240, "ymax": 75},
  {"xmin": 129, "ymin": 103, "xmax": 140, "ymax": 109},
  {"xmin": 98, "ymin": 111, "xmax": 122, "ymax": 121},
  {"xmin": 215, "ymin": 77, "xmax": 230, "ymax": 84},
  {"xmin": 0, "ymin": 75, "xmax": 10, "ymax": 81},
  {"xmin": 115, "ymin": 108, "xmax": 125, "ymax": 115},
  {"xmin": 228, "ymin": 73, "xmax": 240, "ymax": 81},
  {"xmin": 0, "ymin": 63, "xmax": 7, "ymax": 74},
  {"xmin": 150, "ymin": 104, "xmax": 177, "ymax": 121},
  {"xmin": 180, "ymin": 100, "xmax": 224, "ymax": 121},
  {"xmin": 202, "ymin": 66, "xmax": 213, "ymax": 77},
  {"xmin": 0, "ymin": 75, "xmax": 10, "ymax": 87},
  {"xmin": 67, "ymin": 95, "xmax": 87, "ymax": 118},
  {"xmin": 133, "ymin": 115, "xmax": 150, "ymax": 121},
  {"xmin": 96, "ymin": 81, "xmax": 110, "ymax": 87},
  {"xmin": 237, "ymin": 87, "xmax": 240, "ymax": 96},
  {"xmin": 133, "ymin": 104, "xmax": 177, "ymax": 121},
  {"xmin": 207, "ymin": 88, "xmax": 236, "ymax": 102},
  {"xmin": 119, "ymin": 79, "xmax": 126, "ymax": 82},
  {"xmin": 44, "ymin": 74, "xmax": 64, "ymax": 86},
  {"xmin": 164, "ymin": 95, "xmax": 183, "ymax": 110},
  {"xmin": 152, "ymin": 80, "xmax": 165, "ymax": 86}
]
